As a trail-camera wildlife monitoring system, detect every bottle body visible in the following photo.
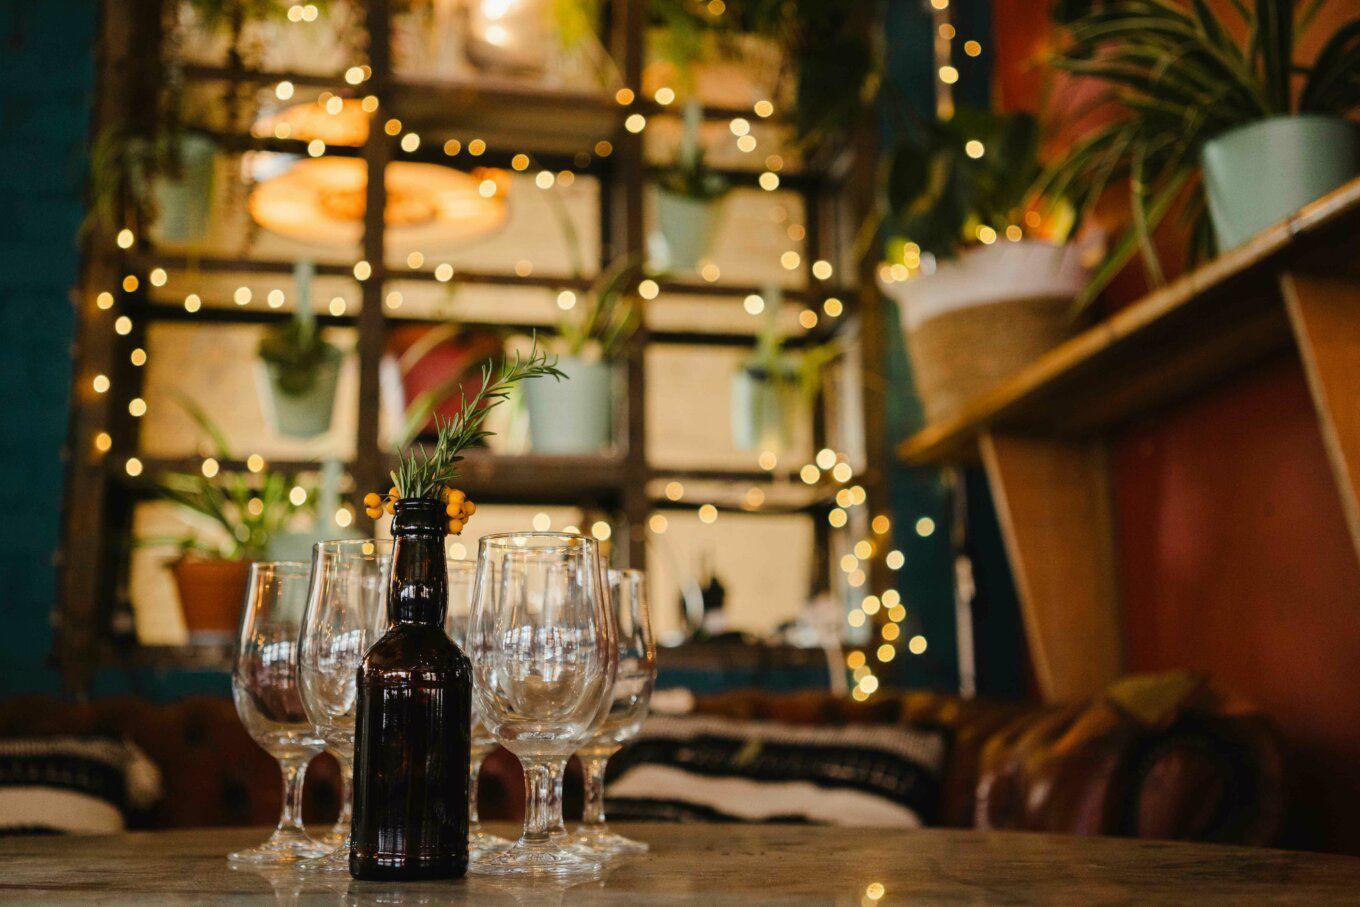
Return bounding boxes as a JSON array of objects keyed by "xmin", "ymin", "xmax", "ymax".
[{"xmin": 350, "ymin": 500, "xmax": 471, "ymax": 881}]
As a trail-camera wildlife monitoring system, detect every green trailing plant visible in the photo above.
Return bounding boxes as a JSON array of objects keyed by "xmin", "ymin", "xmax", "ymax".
[
  {"xmin": 1042, "ymin": 0, "xmax": 1360, "ymax": 313},
  {"xmin": 257, "ymin": 305, "xmax": 341, "ymax": 396},
  {"xmin": 150, "ymin": 398, "xmax": 315, "ymax": 560},
  {"xmin": 391, "ymin": 337, "xmax": 566, "ymax": 500},
  {"xmin": 886, "ymin": 107, "xmax": 1074, "ymax": 261},
  {"xmin": 743, "ymin": 291, "xmax": 839, "ymax": 404},
  {"xmin": 555, "ymin": 256, "xmax": 645, "ymax": 361}
]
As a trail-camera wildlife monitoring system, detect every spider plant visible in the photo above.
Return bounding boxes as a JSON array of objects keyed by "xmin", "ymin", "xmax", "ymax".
[
  {"xmin": 1043, "ymin": 0, "xmax": 1360, "ymax": 314},
  {"xmin": 150, "ymin": 398, "xmax": 315, "ymax": 560}
]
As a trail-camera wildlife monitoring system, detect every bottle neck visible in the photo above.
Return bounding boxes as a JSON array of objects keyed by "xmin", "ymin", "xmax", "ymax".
[{"xmin": 388, "ymin": 499, "xmax": 447, "ymax": 626}]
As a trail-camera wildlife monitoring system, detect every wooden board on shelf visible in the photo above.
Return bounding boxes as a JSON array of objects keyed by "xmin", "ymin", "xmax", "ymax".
[{"xmin": 898, "ymin": 177, "xmax": 1360, "ymax": 467}]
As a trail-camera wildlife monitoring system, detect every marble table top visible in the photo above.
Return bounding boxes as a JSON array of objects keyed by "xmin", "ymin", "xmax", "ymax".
[{"xmin": 3, "ymin": 823, "xmax": 1360, "ymax": 904}]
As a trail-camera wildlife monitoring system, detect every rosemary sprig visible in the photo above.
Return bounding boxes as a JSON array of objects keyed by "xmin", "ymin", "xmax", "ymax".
[{"xmin": 391, "ymin": 335, "xmax": 567, "ymax": 500}]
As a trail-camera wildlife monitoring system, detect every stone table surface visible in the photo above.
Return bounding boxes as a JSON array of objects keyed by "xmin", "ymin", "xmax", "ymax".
[{"xmin": 3, "ymin": 823, "xmax": 1360, "ymax": 904}]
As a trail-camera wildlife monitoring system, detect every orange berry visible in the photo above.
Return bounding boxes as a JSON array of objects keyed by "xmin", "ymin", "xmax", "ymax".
[
  {"xmin": 440, "ymin": 486, "xmax": 451, "ymax": 501},
  {"xmin": 363, "ymin": 492, "xmax": 381, "ymax": 507},
  {"xmin": 365, "ymin": 507, "xmax": 383, "ymax": 520},
  {"xmin": 446, "ymin": 501, "xmax": 462, "ymax": 517},
  {"xmin": 388, "ymin": 486, "xmax": 400, "ymax": 500},
  {"xmin": 446, "ymin": 488, "xmax": 466, "ymax": 506},
  {"xmin": 447, "ymin": 518, "xmax": 465, "ymax": 534},
  {"xmin": 461, "ymin": 501, "xmax": 476, "ymax": 517},
  {"xmin": 384, "ymin": 501, "xmax": 395, "ymax": 515}
]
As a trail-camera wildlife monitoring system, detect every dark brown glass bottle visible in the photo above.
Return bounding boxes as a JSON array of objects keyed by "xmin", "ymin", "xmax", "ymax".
[{"xmin": 350, "ymin": 498, "xmax": 471, "ymax": 881}]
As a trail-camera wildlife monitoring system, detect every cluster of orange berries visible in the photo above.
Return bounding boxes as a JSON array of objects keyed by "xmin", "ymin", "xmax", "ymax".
[{"xmin": 362, "ymin": 486, "xmax": 477, "ymax": 535}]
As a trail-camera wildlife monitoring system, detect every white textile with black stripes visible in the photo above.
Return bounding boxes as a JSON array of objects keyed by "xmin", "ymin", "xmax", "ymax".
[
  {"xmin": 605, "ymin": 715, "xmax": 945, "ymax": 827},
  {"xmin": 0, "ymin": 737, "xmax": 161, "ymax": 835}
]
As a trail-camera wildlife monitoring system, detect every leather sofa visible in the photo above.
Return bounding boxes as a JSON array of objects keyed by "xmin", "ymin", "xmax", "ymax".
[{"xmin": 0, "ymin": 672, "xmax": 1284, "ymax": 844}]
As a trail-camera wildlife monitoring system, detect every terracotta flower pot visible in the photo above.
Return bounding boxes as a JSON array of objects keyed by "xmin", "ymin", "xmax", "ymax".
[{"xmin": 170, "ymin": 557, "xmax": 252, "ymax": 643}]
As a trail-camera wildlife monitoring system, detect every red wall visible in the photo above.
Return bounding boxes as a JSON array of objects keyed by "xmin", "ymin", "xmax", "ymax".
[
  {"xmin": 990, "ymin": 0, "xmax": 1360, "ymax": 853},
  {"xmin": 1112, "ymin": 356, "xmax": 1360, "ymax": 853}
]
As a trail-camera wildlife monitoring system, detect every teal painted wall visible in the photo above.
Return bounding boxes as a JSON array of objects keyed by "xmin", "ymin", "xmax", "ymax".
[{"xmin": 0, "ymin": 0, "xmax": 97, "ymax": 695}]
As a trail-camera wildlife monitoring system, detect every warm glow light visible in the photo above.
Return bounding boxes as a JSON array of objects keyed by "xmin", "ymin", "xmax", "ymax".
[
  {"xmin": 91, "ymin": 374, "xmax": 109, "ymax": 394},
  {"xmin": 354, "ymin": 260, "xmax": 371, "ymax": 280},
  {"xmin": 882, "ymin": 623, "xmax": 900, "ymax": 641},
  {"xmin": 816, "ymin": 448, "xmax": 836, "ymax": 470},
  {"xmin": 234, "ymin": 286, "xmax": 252, "ymax": 306},
  {"xmin": 840, "ymin": 554, "xmax": 859, "ymax": 573},
  {"xmin": 345, "ymin": 66, "xmax": 366, "ymax": 85},
  {"xmin": 729, "ymin": 118, "xmax": 751, "ymax": 137},
  {"xmin": 615, "ymin": 87, "xmax": 635, "ymax": 105},
  {"xmin": 122, "ymin": 275, "xmax": 138, "ymax": 292},
  {"xmin": 594, "ymin": 140, "xmax": 612, "ymax": 157},
  {"xmin": 964, "ymin": 40, "xmax": 982, "ymax": 57},
  {"xmin": 965, "ymin": 140, "xmax": 985, "ymax": 159},
  {"xmin": 96, "ymin": 291, "xmax": 114, "ymax": 310},
  {"xmin": 184, "ymin": 293, "xmax": 201, "ymax": 312},
  {"xmin": 859, "ymin": 675, "xmax": 879, "ymax": 694},
  {"xmin": 886, "ymin": 549, "xmax": 905, "ymax": 570},
  {"xmin": 832, "ymin": 462, "xmax": 853, "ymax": 483},
  {"xmin": 698, "ymin": 504, "xmax": 718, "ymax": 524},
  {"xmin": 128, "ymin": 397, "xmax": 146, "ymax": 417},
  {"xmin": 557, "ymin": 290, "xmax": 577, "ymax": 310},
  {"xmin": 787, "ymin": 223, "xmax": 805, "ymax": 241},
  {"xmin": 939, "ymin": 65, "xmax": 959, "ymax": 84},
  {"xmin": 854, "ymin": 540, "xmax": 873, "ymax": 560},
  {"xmin": 201, "ymin": 458, "xmax": 219, "ymax": 478},
  {"xmin": 625, "ymin": 114, "xmax": 647, "ymax": 133},
  {"xmin": 798, "ymin": 309, "xmax": 818, "ymax": 329},
  {"xmin": 736, "ymin": 134, "xmax": 757, "ymax": 153},
  {"xmin": 532, "ymin": 513, "xmax": 551, "ymax": 531},
  {"xmin": 649, "ymin": 514, "xmax": 668, "ymax": 534},
  {"xmin": 125, "ymin": 457, "xmax": 143, "ymax": 477},
  {"xmin": 276, "ymin": 80, "xmax": 295, "ymax": 100},
  {"xmin": 114, "ymin": 316, "xmax": 132, "ymax": 335},
  {"xmin": 308, "ymin": 139, "xmax": 326, "ymax": 157},
  {"xmin": 861, "ymin": 594, "xmax": 880, "ymax": 614},
  {"xmin": 665, "ymin": 481, "xmax": 684, "ymax": 501},
  {"xmin": 591, "ymin": 521, "xmax": 612, "ymax": 541},
  {"xmin": 400, "ymin": 133, "xmax": 419, "ymax": 153},
  {"xmin": 638, "ymin": 279, "xmax": 659, "ymax": 299},
  {"xmin": 1006, "ymin": 224, "xmax": 1023, "ymax": 241},
  {"xmin": 289, "ymin": 486, "xmax": 308, "ymax": 506},
  {"xmin": 888, "ymin": 603, "xmax": 907, "ymax": 623},
  {"xmin": 535, "ymin": 171, "xmax": 555, "ymax": 189},
  {"xmin": 267, "ymin": 289, "xmax": 286, "ymax": 308},
  {"xmin": 385, "ymin": 291, "xmax": 403, "ymax": 310},
  {"xmin": 655, "ymin": 87, "xmax": 675, "ymax": 105},
  {"xmin": 872, "ymin": 515, "xmax": 891, "ymax": 534},
  {"xmin": 94, "ymin": 431, "xmax": 112, "ymax": 453},
  {"xmin": 743, "ymin": 294, "xmax": 764, "ymax": 315},
  {"xmin": 877, "ymin": 645, "xmax": 895, "ymax": 663},
  {"xmin": 329, "ymin": 297, "xmax": 346, "ymax": 315},
  {"xmin": 780, "ymin": 251, "xmax": 801, "ymax": 270},
  {"xmin": 759, "ymin": 172, "xmax": 780, "ymax": 191},
  {"xmin": 909, "ymin": 635, "xmax": 928, "ymax": 655},
  {"xmin": 829, "ymin": 508, "xmax": 848, "ymax": 528},
  {"xmin": 812, "ymin": 260, "xmax": 833, "ymax": 280},
  {"xmin": 335, "ymin": 507, "xmax": 354, "ymax": 528},
  {"xmin": 757, "ymin": 450, "xmax": 778, "ymax": 471},
  {"xmin": 846, "ymin": 651, "xmax": 865, "ymax": 669},
  {"xmin": 468, "ymin": 139, "xmax": 487, "ymax": 156},
  {"xmin": 916, "ymin": 517, "xmax": 936, "ymax": 537},
  {"xmin": 754, "ymin": 99, "xmax": 774, "ymax": 118},
  {"xmin": 116, "ymin": 228, "xmax": 134, "ymax": 249},
  {"xmin": 444, "ymin": 139, "xmax": 462, "ymax": 155},
  {"xmin": 744, "ymin": 487, "xmax": 765, "ymax": 508},
  {"xmin": 882, "ymin": 589, "xmax": 901, "ymax": 607},
  {"xmin": 247, "ymin": 454, "xmax": 266, "ymax": 473},
  {"xmin": 130, "ymin": 348, "xmax": 147, "ymax": 366},
  {"xmin": 435, "ymin": 263, "xmax": 454, "ymax": 282},
  {"xmin": 800, "ymin": 465, "xmax": 820, "ymax": 485},
  {"xmin": 847, "ymin": 609, "xmax": 866, "ymax": 628},
  {"xmin": 514, "ymin": 260, "xmax": 533, "ymax": 277}
]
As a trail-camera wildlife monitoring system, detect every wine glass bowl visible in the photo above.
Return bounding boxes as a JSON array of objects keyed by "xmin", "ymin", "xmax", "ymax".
[
  {"xmin": 229, "ymin": 561, "xmax": 329, "ymax": 865},
  {"xmin": 297, "ymin": 540, "xmax": 392, "ymax": 872},
  {"xmin": 468, "ymin": 532, "xmax": 617, "ymax": 877}
]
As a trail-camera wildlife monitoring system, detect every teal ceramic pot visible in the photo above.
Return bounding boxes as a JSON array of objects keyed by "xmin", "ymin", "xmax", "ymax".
[
  {"xmin": 525, "ymin": 355, "xmax": 614, "ymax": 454},
  {"xmin": 1202, "ymin": 115, "xmax": 1360, "ymax": 250},
  {"xmin": 148, "ymin": 132, "xmax": 218, "ymax": 246},
  {"xmin": 655, "ymin": 189, "xmax": 722, "ymax": 271},
  {"xmin": 257, "ymin": 349, "xmax": 342, "ymax": 439},
  {"xmin": 731, "ymin": 367, "xmax": 797, "ymax": 452}
]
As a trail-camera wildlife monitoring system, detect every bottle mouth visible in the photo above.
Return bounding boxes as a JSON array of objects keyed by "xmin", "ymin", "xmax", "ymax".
[{"xmin": 391, "ymin": 497, "xmax": 447, "ymax": 533}]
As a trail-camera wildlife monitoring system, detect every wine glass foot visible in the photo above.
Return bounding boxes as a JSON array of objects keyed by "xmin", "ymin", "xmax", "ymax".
[
  {"xmin": 468, "ymin": 838, "xmax": 604, "ymax": 878},
  {"xmin": 228, "ymin": 829, "xmax": 330, "ymax": 865},
  {"xmin": 297, "ymin": 840, "xmax": 352, "ymax": 873},
  {"xmin": 571, "ymin": 827, "xmax": 649, "ymax": 856},
  {"xmin": 470, "ymin": 828, "xmax": 513, "ymax": 860}
]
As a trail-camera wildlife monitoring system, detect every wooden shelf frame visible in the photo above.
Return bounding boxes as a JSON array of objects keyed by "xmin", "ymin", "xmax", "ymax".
[
  {"xmin": 55, "ymin": 0, "xmax": 880, "ymax": 689},
  {"xmin": 897, "ymin": 177, "xmax": 1360, "ymax": 702}
]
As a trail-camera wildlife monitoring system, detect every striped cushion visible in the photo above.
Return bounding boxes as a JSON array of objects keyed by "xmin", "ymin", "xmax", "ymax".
[
  {"xmin": 0, "ymin": 737, "xmax": 161, "ymax": 835},
  {"xmin": 606, "ymin": 715, "xmax": 945, "ymax": 827}
]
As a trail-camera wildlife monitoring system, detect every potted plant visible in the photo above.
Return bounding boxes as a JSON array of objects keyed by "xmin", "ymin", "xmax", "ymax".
[
  {"xmin": 256, "ymin": 262, "xmax": 344, "ymax": 438},
  {"xmin": 879, "ymin": 107, "xmax": 1086, "ymax": 424},
  {"xmin": 732, "ymin": 288, "xmax": 839, "ymax": 453},
  {"xmin": 653, "ymin": 101, "xmax": 730, "ymax": 272},
  {"xmin": 150, "ymin": 399, "xmax": 315, "ymax": 642},
  {"xmin": 1046, "ymin": 0, "xmax": 1360, "ymax": 306},
  {"xmin": 524, "ymin": 256, "xmax": 642, "ymax": 454}
]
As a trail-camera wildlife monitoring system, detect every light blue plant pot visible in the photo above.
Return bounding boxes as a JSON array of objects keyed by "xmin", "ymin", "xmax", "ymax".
[
  {"xmin": 525, "ymin": 355, "xmax": 614, "ymax": 454},
  {"xmin": 256, "ymin": 350, "xmax": 342, "ymax": 439},
  {"xmin": 655, "ymin": 189, "xmax": 722, "ymax": 272},
  {"xmin": 148, "ymin": 132, "xmax": 218, "ymax": 246},
  {"xmin": 1202, "ymin": 115, "xmax": 1360, "ymax": 251},
  {"xmin": 731, "ymin": 368, "xmax": 797, "ymax": 452}
]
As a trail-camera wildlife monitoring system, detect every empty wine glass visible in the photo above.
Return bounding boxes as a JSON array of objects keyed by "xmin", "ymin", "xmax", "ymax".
[
  {"xmin": 444, "ymin": 557, "xmax": 512, "ymax": 859},
  {"xmin": 297, "ymin": 540, "xmax": 392, "ymax": 873},
  {"xmin": 467, "ymin": 532, "xmax": 618, "ymax": 877},
  {"xmin": 230, "ymin": 561, "xmax": 329, "ymax": 864},
  {"xmin": 572, "ymin": 568, "xmax": 655, "ymax": 855}
]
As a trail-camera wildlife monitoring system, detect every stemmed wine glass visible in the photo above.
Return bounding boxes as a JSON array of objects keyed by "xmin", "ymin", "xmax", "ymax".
[
  {"xmin": 229, "ymin": 561, "xmax": 330, "ymax": 864},
  {"xmin": 297, "ymin": 540, "xmax": 392, "ymax": 873},
  {"xmin": 572, "ymin": 568, "xmax": 655, "ymax": 855},
  {"xmin": 467, "ymin": 532, "xmax": 618, "ymax": 877},
  {"xmin": 444, "ymin": 558, "xmax": 512, "ymax": 858}
]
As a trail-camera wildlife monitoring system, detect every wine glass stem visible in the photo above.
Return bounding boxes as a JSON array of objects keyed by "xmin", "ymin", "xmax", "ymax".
[
  {"xmin": 336, "ymin": 752, "xmax": 353, "ymax": 835},
  {"xmin": 521, "ymin": 758, "xmax": 567, "ymax": 844},
  {"xmin": 277, "ymin": 755, "xmax": 310, "ymax": 835},
  {"xmin": 580, "ymin": 754, "xmax": 611, "ymax": 828},
  {"xmin": 469, "ymin": 753, "xmax": 484, "ymax": 826}
]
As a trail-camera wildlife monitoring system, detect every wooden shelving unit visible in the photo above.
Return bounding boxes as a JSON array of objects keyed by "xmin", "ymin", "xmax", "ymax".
[
  {"xmin": 897, "ymin": 177, "xmax": 1360, "ymax": 703},
  {"xmin": 56, "ymin": 0, "xmax": 881, "ymax": 692}
]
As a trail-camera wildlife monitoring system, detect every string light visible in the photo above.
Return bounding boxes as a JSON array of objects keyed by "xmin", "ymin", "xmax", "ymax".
[
  {"xmin": 977, "ymin": 225, "xmax": 997, "ymax": 244},
  {"xmin": 345, "ymin": 66, "xmax": 366, "ymax": 85},
  {"xmin": 736, "ymin": 135, "xmax": 757, "ymax": 153},
  {"xmin": 811, "ymin": 260, "xmax": 833, "ymax": 280},
  {"xmin": 514, "ymin": 260, "xmax": 533, "ymax": 276},
  {"xmin": 335, "ymin": 507, "xmax": 354, "ymax": 528},
  {"xmin": 840, "ymin": 554, "xmax": 859, "ymax": 573},
  {"xmin": 125, "ymin": 457, "xmax": 143, "ymax": 477},
  {"xmin": 591, "ymin": 521, "xmax": 612, "ymax": 540},
  {"xmin": 754, "ymin": 99, "xmax": 774, "ymax": 118},
  {"xmin": 916, "ymin": 516, "xmax": 936, "ymax": 536},
  {"xmin": 829, "ymin": 509, "xmax": 848, "ymax": 528},
  {"xmin": 882, "ymin": 589, "xmax": 901, "ymax": 607},
  {"xmin": 638, "ymin": 279, "xmax": 659, "ymax": 299},
  {"xmin": 832, "ymin": 462, "xmax": 853, "ymax": 483},
  {"xmin": 201, "ymin": 458, "xmax": 219, "ymax": 478},
  {"xmin": 267, "ymin": 289, "xmax": 286, "ymax": 308},
  {"xmin": 909, "ymin": 635, "xmax": 928, "ymax": 654},
  {"xmin": 798, "ymin": 309, "xmax": 818, "ymax": 329},
  {"xmin": 757, "ymin": 450, "xmax": 777, "ymax": 471},
  {"xmin": 114, "ymin": 316, "xmax": 132, "ymax": 335},
  {"xmin": 800, "ymin": 465, "xmax": 820, "ymax": 484},
  {"xmin": 557, "ymin": 290, "xmax": 577, "ymax": 310},
  {"xmin": 816, "ymin": 448, "xmax": 836, "ymax": 470},
  {"xmin": 275, "ymin": 80, "xmax": 295, "ymax": 100},
  {"xmin": 965, "ymin": 140, "xmax": 985, "ymax": 158},
  {"xmin": 233, "ymin": 286, "xmax": 252, "ymax": 306},
  {"xmin": 184, "ymin": 293, "xmax": 201, "ymax": 312},
  {"xmin": 96, "ymin": 292, "xmax": 114, "ymax": 310},
  {"xmin": 888, "ymin": 603, "xmax": 906, "ymax": 623},
  {"xmin": 130, "ymin": 348, "xmax": 146, "ymax": 367},
  {"xmin": 665, "ymin": 481, "xmax": 684, "ymax": 500},
  {"xmin": 823, "ymin": 297, "xmax": 843, "ymax": 317},
  {"xmin": 847, "ymin": 609, "xmax": 866, "ymax": 628},
  {"xmin": 744, "ymin": 487, "xmax": 765, "ymax": 508},
  {"xmin": 846, "ymin": 651, "xmax": 865, "ymax": 669},
  {"xmin": 743, "ymin": 294, "xmax": 764, "ymax": 315},
  {"xmin": 624, "ymin": 114, "xmax": 647, "ymax": 133},
  {"xmin": 1006, "ymin": 224, "xmax": 1024, "ymax": 241},
  {"xmin": 400, "ymin": 133, "xmax": 419, "ymax": 153},
  {"xmin": 122, "ymin": 275, "xmax": 139, "ymax": 292},
  {"xmin": 964, "ymin": 39, "xmax": 982, "ymax": 56},
  {"xmin": 535, "ymin": 171, "xmax": 555, "ymax": 189},
  {"xmin": 246, "ymin": 454, "xmax": 266, "ymax": 473},
  {"xmin": 443, "ymin": 139, "xmax": 461, "ymax": 155},
  {"xmin": 877, "ymin": 645, "xmax": 895, "ymax": 663},
  {"xmin": 861, "ymin": 595, "xmax": 880, "ymax": 614},
  {"xmin": 854, "ymin": 540, "xmax": 873, "ymax": 560},
  {"xmin": 329, "ymin": 297, "xmax": 346, "ymax": 315},
  {"xmin": 649, "ymin": 514, "xmax": 668, "ymax": 534},
  {"xmin": 128, "ymin": 398, "xmax": 146, "ymax": 417},
  {"xmin": 729, "ymin": 118, "xmax": 751, "ymax": 137},
  {"xmin": 655, "ymin": 87, "xmax": 675, "ymax": 105},
  {"xmin": 533, "ymin": 513, "xmax": 551, "ymax": 531},
  {"xmin": 468, "ymin": 139, "xmax": 487, "ymax": 156},
  {"xmin": 116, "ymin": 229, "xmax": 134, "ymax": 249},
  {"xmin": 780, "ymin": 251, "xmax": 801, "ymax": 270},
  {"xmin": 407, "ymin": 251, "xmax": 424, "ymax": 269},
  {"xmin": 353, "ymin": 261, "xmax": 371, "ymax": 280},
  {"xmin": 939, "ymin": 66, "xmax": 959, "ymax": 84},
  {"xmin": 698, "ymin": 504, "xmax": 718, "ymax": 524},
  {"xmin": 615, "ymin": 88, "xmax": 634, "ymax": 105},
  {"xmin": 93, "ymin": 431, "xmax": 112, "ymax": 453},
  {"xmin": 91, "ymin": 374, "xmax": 109, "ymax": 393},
  {"xmin": 759, "ymin": 172, "xmax": 780, "ymax": 191},
  {"xmin": 435, "ymin": 263, "xmax": 455, "ymax": 282},
  {"xmin": 882, "ymin": 623, "xmax": 900, "ymax": 641}
]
